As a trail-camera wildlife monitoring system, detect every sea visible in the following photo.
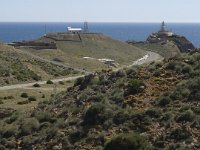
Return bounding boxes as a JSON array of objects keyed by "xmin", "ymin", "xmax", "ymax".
[{"xmin": 0, "ymin": 22, "xmax": 200, "ymax": 48}]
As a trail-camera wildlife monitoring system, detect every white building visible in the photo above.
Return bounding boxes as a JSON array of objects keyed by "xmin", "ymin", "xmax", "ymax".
[{"xmin": 67, "ymin": 27, "xmax": 82, "ymax": 33}]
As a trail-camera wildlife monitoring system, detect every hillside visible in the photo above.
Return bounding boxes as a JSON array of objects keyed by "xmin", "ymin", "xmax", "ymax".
[
  {"xmin": 20, "ymin": 33, "xmax": 147, "ymax": 71},
  {"xmin": 130, "ymin": 41, "xmax": 181, "ymax": 59},
  {"xmin": 0, "ymin": 44, "xmax": 80, "ymax": 86},
  {"xmin": 1, "ymin": 51, "xmax": 200, "ymax": 149}
]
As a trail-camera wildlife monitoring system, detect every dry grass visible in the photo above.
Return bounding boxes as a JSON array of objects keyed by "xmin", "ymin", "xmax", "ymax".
[
  {"xmin": 0, "ymin": 81, "xmax": 74, "ymax": 112},
  {"xmin": 132, "ymin": 41, "xmax": 180, "ymax": 59},
  {"xmin": 0, "ymin": 44, "xmax": 79, "ymax": 86},
  {"xmin": 23, "ymin": 34, "xmax": 146, "ymax": 71}
]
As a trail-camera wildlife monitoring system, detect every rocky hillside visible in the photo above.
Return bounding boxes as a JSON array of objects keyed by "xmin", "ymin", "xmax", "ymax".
[
  {"xmin": 0, "ymin": 44, "xmax": 79, "ymax": 86},
  {"xmin": 147, "ymin": 33, "xmax": 195, "ymax": 53},
  {"xmin": 129, "ymin": 32, "xmax": 195, "ymax": 60},
  {"xmin": 167, "ymin": 35, "xmax": 195, "ymax": 52},
  {"xmin": 1, "ymin": 51, "xmax": 200, "ymax": 149},
  {"xmin": 130, "ymin": 41, "xmax": 181, "ymax": 59}
]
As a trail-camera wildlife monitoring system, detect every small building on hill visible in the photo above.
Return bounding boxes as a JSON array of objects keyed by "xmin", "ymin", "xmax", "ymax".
[{"xmin": 67, "ymin": 27, "xmax": 82, "ymax": 33}]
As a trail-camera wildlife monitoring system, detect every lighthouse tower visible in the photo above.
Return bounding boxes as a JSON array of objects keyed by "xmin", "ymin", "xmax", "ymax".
[{"xmin": 160, "ymin": 21, "xmax": 167, "ymax": 32}]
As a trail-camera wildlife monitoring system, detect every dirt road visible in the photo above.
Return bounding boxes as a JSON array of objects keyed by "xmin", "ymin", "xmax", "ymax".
[
  {"xmin": 0, "ymin": 75, "xmax": 84, "ymax": 91},
  {"xmin": 0, "ymin": 51, "xmax": 163, "ymax": 91}
]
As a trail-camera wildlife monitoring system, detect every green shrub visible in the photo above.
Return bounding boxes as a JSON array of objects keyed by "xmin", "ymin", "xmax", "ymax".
[
  {"xmin": 188, "ymin": 90, "xmax": 200, "ymax": 101},
  {"xmin": 5, "ymin": 140, "xmax": 16, "ymax": 149},
  {"xmin": 59, "ymin": 81, "xmax": 65, "ymax": 85},
  {"xmin": 1, "ymin": 125, "xmax": 18, "ymax": 138},
  {"xmin": 5, "ymin": 113, "xmax": 19, "ymax": 124},
  {"xmin": 32, "ymin": 74, "xmax": 41, "ymax": 81},
  {"xmin": 21, "ymin": 135, "xmax": 39, "ymax": 148},
  {"xmin": 20, "ymin": 118, "xmax": 40, "ymax": 136},
  {"xmin": 41, "ymin": 94, "xmax": 45, "ymax": 98},
  {"xmin": 17, "ymin": 100, "xmax": 30, "ymax": 105},
  {"xmin": 153, "ymin": 69, "xmax": 161, "ymax": 77},
  {"xmin": 0, "ymin": 100, "xmax": 3, "ymax": 104},
  {"xmin": 110, "ymin": 89, "xmax": 124, "ymax": 104},
  {"xmin": 166, "ymin": 61, "xmax": 177, "ymax": 70},
  {"xmin": 33, "ymin": 83, "xmax": 40, "ymax": 87},
  {"xmin": 28, "ymin": 96, "xmax": 37, "ymax": 101},
  {"xmin": 0, "ymin": 145, "xmax": 5, "ymax": 150},
  {"xmin": 125, "ymin": 79, "xmax": 145, "ymax": 96},
  {"xmin": 3, "ymin": 96, "xmax": 14, "ymax": 100},
  {"xmin": 46, "ymin": 80, "xmax": 54, "ymax": 84},
  {"xmin": 84, "ymin": 103, "xmax": 112, "ymax": 126},
  {"xmin": 75, "ymin": 74, "xmax": 94, "ymax": 90},
  {"xmin": 62, "ymin": 137, "xmax": 74, "ymax": 150},
  {"xmin": 176, "ymin": 109, "xmax": 196, "ymax": 122},
  {"xmin": 33, "ymin": 111, "xmax": 56, "ymax": 123},
  {"xmin": 116, "ymin": 70, "xmax": 126, "ymax": 77},
  {"xmin": 74, "ymin": 77, "xmax": 84, "ymax": 86},
  {"xmin": 113, "ymin": 110, "xmax": 130, "ymax": 125},
  {"xmin": 170, "ymin": 88, "xmax": 190, "ymax": 100},
  {"xmin": 21, "ymin": 93, "xmax": 28, "ymax": 98},
  {"xmin": 182, "ymin": 64, "xmax": 193, "ymax": 74},
  {"xmin": 126, "ymin": 68, "xmax": 137, "ymax": 78},
  {"xmin": 158, "ymin": 96, "xmax": 171, "ymax": 107},
  {"xmin": 170, "ymin": 128, "xmax": 191, "ymax": 141},
  {"xmin": 104, "ymin": 133, "xmax": 150, "ymax": 150},
  {"xmin": 145, "ymin": 108, "xmax": 161, "ymax": 118},
  {"xmin": 45, "ymin": 126, "xmax": 58, "ymax": 139}
]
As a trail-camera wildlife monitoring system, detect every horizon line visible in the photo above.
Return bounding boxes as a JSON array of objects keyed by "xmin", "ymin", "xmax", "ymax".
[{"xmin": 1, "ymin": 21, "xmax": 200, "ymax": 24}]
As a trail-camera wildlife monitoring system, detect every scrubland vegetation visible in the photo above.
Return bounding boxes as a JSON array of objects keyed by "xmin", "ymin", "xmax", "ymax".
[
  {"xmin": 0, "ymin": 44, "xmax": 79, "ymax": 86},
  {"xmin": 1, "ymin": 50, "xmax": 200, "ymax": 149}
]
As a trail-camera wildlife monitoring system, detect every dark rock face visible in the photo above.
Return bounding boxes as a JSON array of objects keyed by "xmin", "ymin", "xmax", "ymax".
[{"xmin": 167, "ymin": 35, "xmax": 195, "ymax": 53}]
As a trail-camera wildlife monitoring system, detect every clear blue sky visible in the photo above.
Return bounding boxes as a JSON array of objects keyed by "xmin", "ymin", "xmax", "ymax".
[{"xmin": 0, "ymin": 0, "xmax": 200, "ymax": 22}]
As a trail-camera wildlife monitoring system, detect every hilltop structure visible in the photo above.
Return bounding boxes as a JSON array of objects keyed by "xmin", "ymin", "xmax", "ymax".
[
  {"xmin": 67, "ymin": 27, "xmax": 82, "ymax": 33},
  {"xmin": 147, "ymin": 21, "xmax": 195, "ymax": 52},
  {"xmin": 67, "ymin": 21, "xmax": 89, "ymax": 33},
  {"xmin": 157, "ymin": 21, "xmax": 174, "ymax": 37},
  {"xmin": 147, "ymin": 21, "xmax": 174, "ymax": 43}
]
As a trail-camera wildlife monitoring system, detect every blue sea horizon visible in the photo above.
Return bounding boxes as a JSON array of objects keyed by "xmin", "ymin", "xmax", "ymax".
[{"xmin": 0, "ymin": 22, "xmax": 200, "ymax": 47}]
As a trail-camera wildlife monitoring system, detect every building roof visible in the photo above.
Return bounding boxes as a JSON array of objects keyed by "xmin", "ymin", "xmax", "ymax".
[{"xmin": 67, "ymin": 27, "xmax": 82, "ymax": 31}]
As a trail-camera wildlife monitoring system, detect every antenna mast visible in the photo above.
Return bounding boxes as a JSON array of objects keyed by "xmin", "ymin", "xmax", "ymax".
[{"xmin": 83, "ymin": 21, "xmax": 89, "ymax": 33}]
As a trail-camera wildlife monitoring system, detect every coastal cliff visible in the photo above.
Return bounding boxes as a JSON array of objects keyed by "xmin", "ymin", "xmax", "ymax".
[
  {"xmin": 129, "ymin": 22, "xmax": 196, "ymax": 59},
  {"xmin": 147, "ymin": 33, "xmax": 195, "ymax": 53}
]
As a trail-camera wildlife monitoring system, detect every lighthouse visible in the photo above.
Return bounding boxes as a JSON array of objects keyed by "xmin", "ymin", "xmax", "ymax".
[
  {"xmin": 158, "ymin": 21, "xmax": 174, "ymax": 37},
  {"xmin": 160, "ymin": 21, "xmax": 167, "ymax": 32}
]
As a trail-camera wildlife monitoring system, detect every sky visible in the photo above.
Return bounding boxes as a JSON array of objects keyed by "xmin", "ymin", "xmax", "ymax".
[{"xmin": 0, "ymin": 0, "xmax": 200, "ymax": 22}]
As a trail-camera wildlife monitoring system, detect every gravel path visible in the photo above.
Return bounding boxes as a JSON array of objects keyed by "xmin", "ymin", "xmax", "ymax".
[
  {"xmin": 115, "ymin": 51, "xmax": 163, "ymax": 71},
  {"xmin": 132, "ymin": 51, "xmax": 163, "ymax": 66}
]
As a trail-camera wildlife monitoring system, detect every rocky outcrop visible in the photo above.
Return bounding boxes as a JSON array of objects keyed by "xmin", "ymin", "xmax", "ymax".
[
  {"xmin": 147, "ymin": 33, "xmax": 195, "ymax": 53},
  {"xmin": 167, "ymin": 35, "xmax": 195, "ymax": 53}
]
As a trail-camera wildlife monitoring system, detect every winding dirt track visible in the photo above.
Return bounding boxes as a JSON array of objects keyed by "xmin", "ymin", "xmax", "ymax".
[
  {"xmin": 0, "ymin": 75, "xmax": 84, "ymax": 91},
  {"xmin": 0, "ymin": 51, "xmax": 163, "ymax": 91}
]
